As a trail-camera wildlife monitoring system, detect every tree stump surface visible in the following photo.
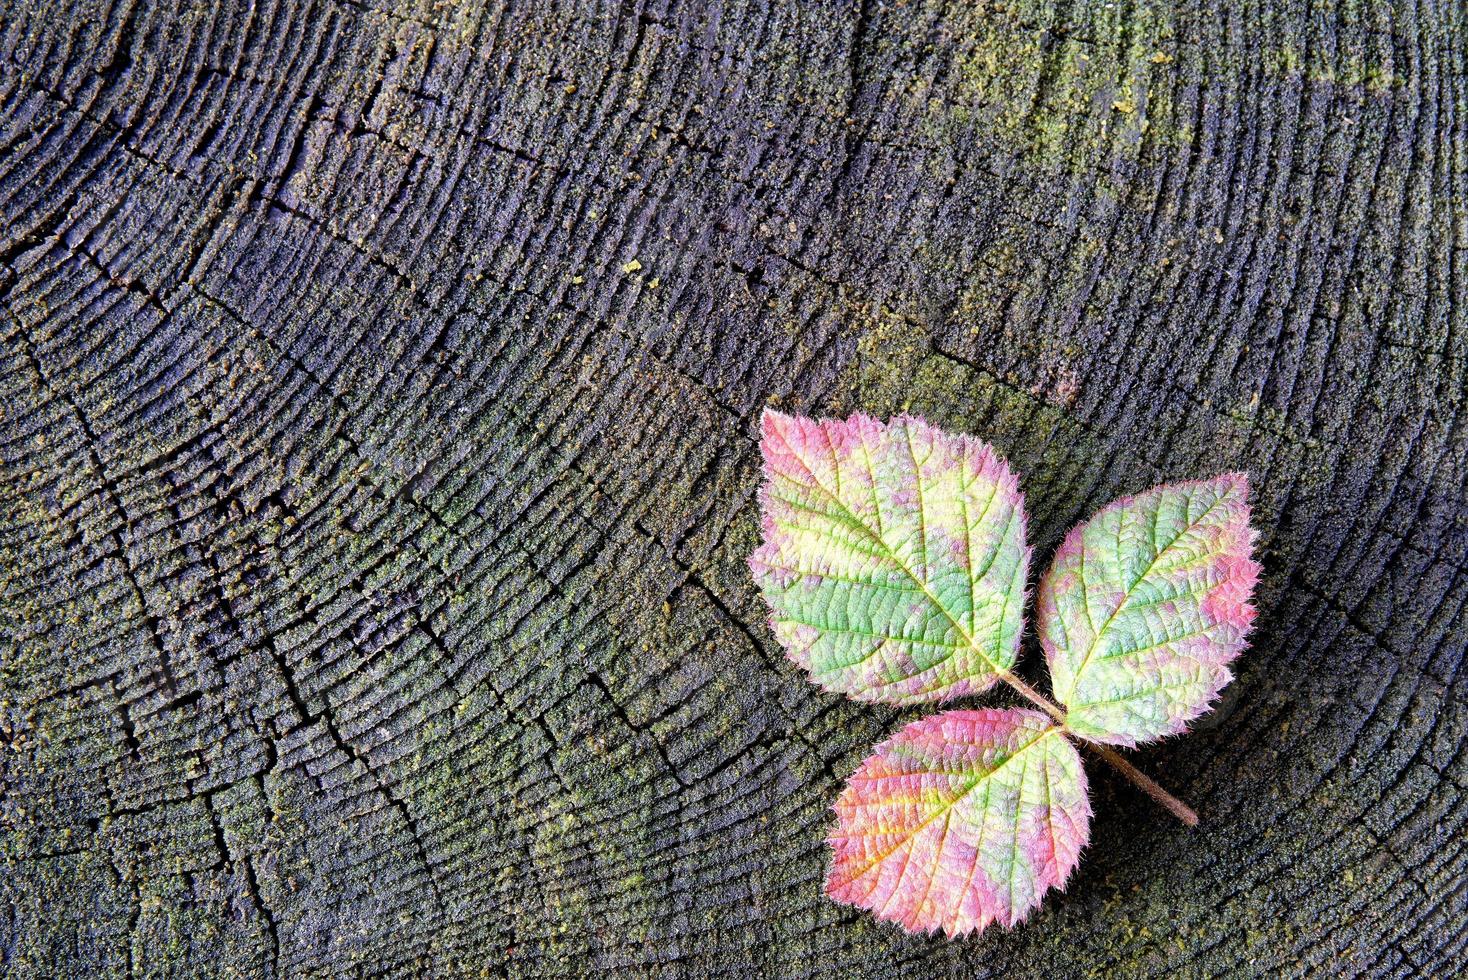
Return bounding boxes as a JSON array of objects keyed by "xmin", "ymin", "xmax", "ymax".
[{"xmin": 1, "ymin": 0, "xmax": 1465, "ymax": 976}]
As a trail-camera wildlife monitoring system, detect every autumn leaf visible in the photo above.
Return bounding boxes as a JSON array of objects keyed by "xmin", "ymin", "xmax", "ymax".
[
  {"xmin": 826, "ymin": 708, "xmax": 1090, "ymax": 937},
  {"xmin": 749, "ymin": 410, "xmax": 1029, "ymax": 705},
  {"xmin": 1037, "ymin": 475, "xmax": 1260, "ymax": 747}
]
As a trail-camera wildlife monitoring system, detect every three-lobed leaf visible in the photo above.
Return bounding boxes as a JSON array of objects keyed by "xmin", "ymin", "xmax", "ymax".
[
  {"xmin": 826, "ymin": 708, "xmax": 1091, "ymax": 937},
  {"xmin": 750, "ymin": 410, "xmax": 1029, "ymax": 705},
  {"xmin": 1037, "ymin": 475, "xmax": 1260, "ymax": 746},
  {"xmin": 751, "ymin": 411, "xmax": 1262, "ymax": 938}
]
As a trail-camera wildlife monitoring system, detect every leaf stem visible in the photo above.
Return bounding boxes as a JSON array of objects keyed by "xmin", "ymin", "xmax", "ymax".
[
  {"xmin": 995, "ymin": 669, "xmax": 1199, "ymax": 826},
  {"xmin": 996, "ymin": 669, "xmax": 1067, "ymax": 723},
  {"xmin": 1086, "ymin": 744, "xmax": 1200, "ymax": 827}
]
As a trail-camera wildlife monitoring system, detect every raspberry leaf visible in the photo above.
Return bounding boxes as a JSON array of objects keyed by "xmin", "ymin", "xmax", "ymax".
[
  {"xmin": 750, "ymin": 410, "xmax": 1029, "ymax": 705},
  {"xmin": 826, "ymin": 708, "xmax": 1091, "ymax": 937},
  {"xmin": 1038, "ymin": 475, "xmax": 1260, "ymax": 747}
]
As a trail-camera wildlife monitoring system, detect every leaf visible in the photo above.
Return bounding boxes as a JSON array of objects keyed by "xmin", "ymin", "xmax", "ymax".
[
  {"xmin": 826, "ymin": 708, "xmax": 1091, "ymax": 937},
  {"xmin": 1038, "ymin": 474, "xmax": 1261, "ymax": 747},
  {"xmin": 750, "ymin": 410, "xmax": 1030, "ymax": 705}
]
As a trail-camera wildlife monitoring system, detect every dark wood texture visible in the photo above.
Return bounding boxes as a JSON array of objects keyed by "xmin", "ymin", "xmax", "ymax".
[{"xmin": 2, "ymin": 0, "xmax": 1465, "ymax": 975}]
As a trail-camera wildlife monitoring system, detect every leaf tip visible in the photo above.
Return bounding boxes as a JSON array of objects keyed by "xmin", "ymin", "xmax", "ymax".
[
  {"xmin": 758, "ymin": 403, "xmax": 792, "ymax": 428},
  {"xmin": 1221, "ymin": 470, "xmax": 1250, "ymax": 492},
  {"xmin": 757, "ymin": 406, "xmax": 797, "ymax": 455}
]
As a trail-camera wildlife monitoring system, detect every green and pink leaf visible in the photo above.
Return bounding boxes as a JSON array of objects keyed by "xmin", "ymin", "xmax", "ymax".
[
  {"xmin": 826, "ymin": 709, "xmax": 1090, "ymax": 936},
  {"xmin": 750, "ymin": 410, "xmax": 1029, "ymax": 705},
  {"xmin": 1038, "ymin": 475, "xmax": 1260, "ymax": 747}
]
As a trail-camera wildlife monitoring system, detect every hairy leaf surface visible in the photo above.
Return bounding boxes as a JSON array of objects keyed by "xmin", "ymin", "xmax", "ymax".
[
  {"xmin": 751, "ymin": 410, "xmax": 1029, "ymax": 705},
  {"xmin": 826, "ymin": 708, "xmax": 1090, "ymax": 936},
  {"xmin": 1039, "ymin": 475, "xmax": 1260, "ymax": 746}
]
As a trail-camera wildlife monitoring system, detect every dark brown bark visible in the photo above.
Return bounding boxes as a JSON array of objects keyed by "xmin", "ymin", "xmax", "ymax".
[{"xmin": 1, "ymin": 0, "xmax": 1464, "ymax": 976}]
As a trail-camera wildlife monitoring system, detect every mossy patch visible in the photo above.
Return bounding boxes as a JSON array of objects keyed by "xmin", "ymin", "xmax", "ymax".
[{"xmin": 934, "ymin": 0, "xmax": 1414, "ymax": 179}]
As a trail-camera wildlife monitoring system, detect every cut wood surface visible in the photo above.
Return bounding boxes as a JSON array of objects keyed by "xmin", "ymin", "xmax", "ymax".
[{"xmin": 1, "ymin": 0, "xmax": 1464, "ymax": 976}]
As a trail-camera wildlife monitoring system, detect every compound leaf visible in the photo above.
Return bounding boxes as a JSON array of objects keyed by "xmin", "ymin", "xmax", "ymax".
[
  {"xmin": 826, "ymin": 708, "xmax": 1091, "ymax": 937},
  {"xmin": 1038, "ymin": 474, "xmax": 1261, "ymax": 747},
  {"xmin": 750, "ymin": 410, "xmax": 1029, "ymax": 705}
]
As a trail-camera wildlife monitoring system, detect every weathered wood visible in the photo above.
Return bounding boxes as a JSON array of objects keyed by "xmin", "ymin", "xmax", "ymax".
[{"xmin": 1, "ymin": 0, "xmax": 1464, "ymax": 975}]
